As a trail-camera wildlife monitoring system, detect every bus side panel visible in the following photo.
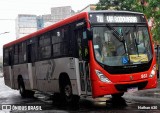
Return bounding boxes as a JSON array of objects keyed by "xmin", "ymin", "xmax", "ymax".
[
  {"xmin": 35, "ymin": 57, "xmax": 80, "ymax": 95},
  {"xmin": 75, "ymin": 58, "xmax": 82, "ymax": 96},
  {"xmin": 3, "ymin": 66, "xmax": 13, "ymax": 88},
  {"xmin": 12, "ymin": 64, "xmax": 31, "ymax": 90},
  {"xmin": 28, "ymin": 63, "xmax": 37, "ymax": 90},
  {"xmin": 53, "ymin": 57, "xmax": 80, "ymax": 95},
  {"xmin": 35, "ymin": 60, "xmax": 52, "ymax": 92}
]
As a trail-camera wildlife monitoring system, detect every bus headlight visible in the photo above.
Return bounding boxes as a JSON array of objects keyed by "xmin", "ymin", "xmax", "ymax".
[
  {"xmin": 95, "ymin": 70, "xmax": 111, "ymax": 83},
  {"xmin": 149, "ymin": 65, "xmax": 156, "ymax": 78}
]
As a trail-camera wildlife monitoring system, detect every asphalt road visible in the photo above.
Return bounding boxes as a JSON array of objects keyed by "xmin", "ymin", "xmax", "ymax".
[{"xmin": 0, "ymin": 76, "xmax": 160, "ymax": 113}]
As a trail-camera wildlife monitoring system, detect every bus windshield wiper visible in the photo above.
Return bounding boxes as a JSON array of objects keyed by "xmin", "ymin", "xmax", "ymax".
[
  {"xmin": 106, "ymin": 23, "xmax": 123, "ymax": 42},
  {"xmin": 106, "ymin": 23, "xmax": 128, "ymax": 56},
  {"xmin": 133, "ymin": 25, "xmax": 140, "ymax": 56}
]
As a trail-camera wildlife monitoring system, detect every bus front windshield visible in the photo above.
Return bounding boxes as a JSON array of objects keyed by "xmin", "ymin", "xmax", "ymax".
[{"xmin": 93, "ymin": 24, "xmax": 152, "ymax": 66}]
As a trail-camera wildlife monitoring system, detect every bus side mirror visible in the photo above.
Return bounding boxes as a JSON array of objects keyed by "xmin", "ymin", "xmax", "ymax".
[{"xmin": 87, "ymin": 28, "xmax": 93, "ymax": 40}]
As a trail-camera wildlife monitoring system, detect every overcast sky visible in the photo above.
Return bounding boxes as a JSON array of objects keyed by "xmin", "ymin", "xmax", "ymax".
[{"xmin": 0, "ymin": 0, "xmax": 99, "ymax": 56}]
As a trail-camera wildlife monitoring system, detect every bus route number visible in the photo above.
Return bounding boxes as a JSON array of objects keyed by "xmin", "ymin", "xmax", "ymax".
[{"xmin": 141, "ymin": 74, "xmax": 147, "ymax": 79}]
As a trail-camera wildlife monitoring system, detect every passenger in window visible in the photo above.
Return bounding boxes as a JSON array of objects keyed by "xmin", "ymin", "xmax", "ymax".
[
  {"xmin": 102, "ymin": 41, "xmax": 116, "ymax": 57},
  {"xmin": 95, "ymin": 49, "xmax": 102, "ymax": 62},
  {"xmin": 78, "ymin": 43, "xmax": 82, "ymax": 60},
  {"xmin": 93, "ymin": 34, "xmax": 102, "ymax": 50}
]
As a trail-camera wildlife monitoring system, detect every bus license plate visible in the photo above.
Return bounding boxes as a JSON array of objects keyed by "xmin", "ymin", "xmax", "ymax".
[{"xmin": 127, "ymin": 87, "xmax": 138, "ymax": 93}]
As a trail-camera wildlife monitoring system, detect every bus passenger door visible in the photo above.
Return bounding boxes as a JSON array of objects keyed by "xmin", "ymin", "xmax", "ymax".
[{"xmin": 76, "ymin": 27, "xmax": 92, "ymax": 96}]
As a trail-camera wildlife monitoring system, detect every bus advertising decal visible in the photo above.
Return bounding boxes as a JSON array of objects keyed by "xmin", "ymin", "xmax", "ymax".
[{"xmin": 46, "ymin": 60, "xmax": 55, "ymax": 82}]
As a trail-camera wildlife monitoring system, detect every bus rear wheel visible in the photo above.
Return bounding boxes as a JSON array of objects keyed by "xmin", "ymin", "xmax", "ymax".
[
  {"xmin": 18, "ymin": 78, "xmax": 35, "ymax": 98},
  {"xmin": 61, "ymin": 81, "xmax": 73, "ymax": 103},
  {"xmin": 19, "ymin": 80, "xmax": 26, "ymax": 98}
]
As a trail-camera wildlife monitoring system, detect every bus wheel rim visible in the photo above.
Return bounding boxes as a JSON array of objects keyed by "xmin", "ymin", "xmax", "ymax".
[{"xmin": 65, "ymin": 85, "xmax": 71, "ymax": 97}]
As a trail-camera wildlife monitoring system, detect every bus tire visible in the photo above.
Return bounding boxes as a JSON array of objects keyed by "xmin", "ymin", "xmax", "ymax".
[
  {"xmin": 111, "ymin": 92, "xmax": 124, "ymax": 98},
  {"xmin": 18, "ymin": 79, "xmax": 26, "ymax": 98},
  {"xmin": 52, "ymin": 93, "xmax": 61, "ymax": 105},
  {"xmin": 18, "ymin": 78, "xmax": 35, "ymax": 98},
  {"xmin": 61, "ymin": 80, "xmax": 73, "ymax": 103},
  {"xmin": 26, "ymin": 90, "xmax": 35, "ymax": 98},
  {"xmin": 60, "ymin": 78, "xmax": 79, "ymax": 105}
]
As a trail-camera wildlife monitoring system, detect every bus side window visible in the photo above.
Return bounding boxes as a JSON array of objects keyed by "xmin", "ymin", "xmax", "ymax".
[
  {"xmin": 14, "ymin": 45, "xmax": 19, "ymax": 64},
  {"xmin": 76, "ymin": 28, "xmax": 89, "ymax": 61},
  {"xmin": 9, "ymin": 51, "xmax": 13, "ymax": 66},
  {"xmin": 76, "ymin": 30, "xmax": 82, "ymax": 60},
  {"xmin": 19, "ymin": 42, "xmax": 27, "ymax": 63},
  {"xmin": 82, "ymin": 31, "xmax": 89, "ymax": 61},
  {"xmin": 4, "ymin": 49, "xmax": 9, "ymax": 66},
  {"xmin": 76, "ymin": 29, "xmax": 89, "ymax": 61},
  {"xmin": 38, "ymin": 33, "xmax": 52, "ymax": 60}
]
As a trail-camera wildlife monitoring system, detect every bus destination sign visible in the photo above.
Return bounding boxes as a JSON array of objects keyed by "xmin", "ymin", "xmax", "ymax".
[
  {"xmin": 106, "ymin": 16, "xmax": 137, "ymax": 23},
  {"xmin": 89, "ymin": 13, "xmax": 145, "ymax": 23}
]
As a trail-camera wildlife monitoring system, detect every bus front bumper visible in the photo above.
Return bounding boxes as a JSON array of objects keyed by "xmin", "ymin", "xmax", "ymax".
[{"xmin": 92, "ymin": 77, "xmax": 157, "ymax": 98}]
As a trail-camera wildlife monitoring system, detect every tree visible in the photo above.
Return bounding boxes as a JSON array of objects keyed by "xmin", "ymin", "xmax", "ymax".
[
  {"xmin": 96, "ymin": 0, "xmax": 160, "ymax": 43},
  {"xmin": 96, "ymin": 0, "xmax": 139, "ymax": 11},
  {"xmin": 145, "ymin": 0, "xmax": 160, "ymax": 43}
]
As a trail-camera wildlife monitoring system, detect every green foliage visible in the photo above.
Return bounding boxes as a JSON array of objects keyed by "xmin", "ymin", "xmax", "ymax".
[
  {"xmin": 96, "ymin": 0, "xmax": 160, "ymax": 43},
  {"xmin": 96, "ymin": 0, "xmax": 138, "ymax": 11}
]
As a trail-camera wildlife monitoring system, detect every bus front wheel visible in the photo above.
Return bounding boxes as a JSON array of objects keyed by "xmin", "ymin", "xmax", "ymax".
[{"xmin": 111, "ymin": 92, "xmax": 124, "ymax": 98}]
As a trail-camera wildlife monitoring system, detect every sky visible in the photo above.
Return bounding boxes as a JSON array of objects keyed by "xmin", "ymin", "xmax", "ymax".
[{"xmin": 0, "ymin": 0, "xmax": 99, "ymax": 56}]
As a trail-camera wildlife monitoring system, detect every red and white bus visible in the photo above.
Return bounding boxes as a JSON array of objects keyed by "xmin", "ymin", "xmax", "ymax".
[{"xmin": 3, "ymin": 10, "xmax": 157, "ymax": 104}]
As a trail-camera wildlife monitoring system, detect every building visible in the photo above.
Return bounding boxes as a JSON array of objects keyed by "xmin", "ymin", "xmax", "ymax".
[
  {"xmin": 37, "ymin": 14, "xmax": 52, "ymax": 29},
  {"xmin": 16, "ymin": 6, "xmax": 75, "ymax": 39},
  {"xmin": 42, "ymin": 14, "xmax": 53, "ymax": 27},
  {"xmin": 51, "ymin": 6, "xmax": 75, "ymax": 23},
  {"xmin": 16, "ymin": 14, "xmax": 38, "ymax": 39},
  {"xmin": 37, "ymin": 6, "xmax": 75, "ymax": 29}
]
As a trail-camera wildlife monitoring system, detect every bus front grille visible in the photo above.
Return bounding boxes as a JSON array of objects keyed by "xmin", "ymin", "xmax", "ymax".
[{"xmin": 115, "ymin": 81, "xmax": 148, "ymax": 92}]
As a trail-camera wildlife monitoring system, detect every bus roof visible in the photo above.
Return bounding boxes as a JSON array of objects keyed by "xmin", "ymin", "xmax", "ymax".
[
  {"xmin": 3, "ymin": 12, "xmax": 88, "ymax": 48},
  {"xmin": 3, "ymin": 10, "xmax": 143, "ymax": 48},
  {"xmin": 88, "ymin": 10, "xmax": 143, "ymax": 15}
]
